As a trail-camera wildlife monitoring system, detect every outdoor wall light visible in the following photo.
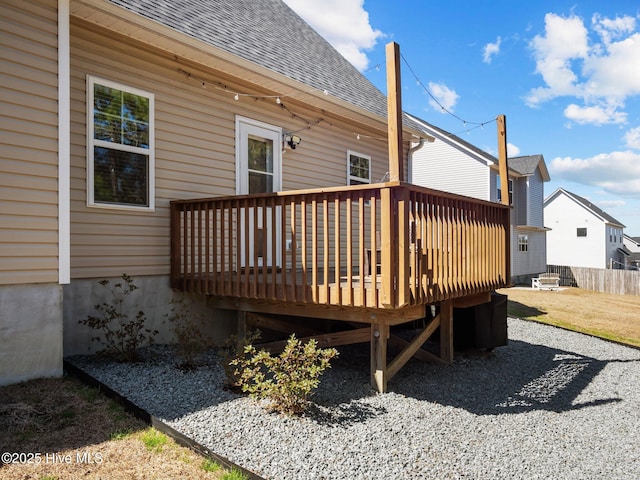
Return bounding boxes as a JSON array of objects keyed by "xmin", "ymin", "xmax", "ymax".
[{"xmin": 284, "ymin": 134, "xmax": 302, "ymax": 149}]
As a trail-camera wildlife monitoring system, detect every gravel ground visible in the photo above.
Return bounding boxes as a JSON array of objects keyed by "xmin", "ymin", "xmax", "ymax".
[{"xmin": 69, "ymin": 318, "xmax": 640, "ymax": 480}]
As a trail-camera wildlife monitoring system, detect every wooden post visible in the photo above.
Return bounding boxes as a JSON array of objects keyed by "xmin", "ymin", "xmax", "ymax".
[
  {"xmin": 169, "ymin": 202, "xmax": 181, "ymax": 289},
  {"xmin": 497, "ymin": 114, "xmax": 509, "ymax": 206},
  {"xmin": 237, "ymin": 310, "xmax": 247, "ymax": 339},
  {"xmin": 397, "ymin": 186, "xmax": 410, "ymax": 307},
  {"xmin": 497, "ymin": 114, "xmax": 511, "ymax": 283},
  {"xmin": 380, "ymin": 187, "xmax": 396, "ymax": 308},
  {"xmin": 386, "ymin": 42, "xmax": 404, "ymax": 182},
  {"xmin": 439, "ymin": 300, "xmax": 454, "ymax": 363},
  {"xmin": 371, "ymin": 323, "xmax": 389, "ymax": 393}
]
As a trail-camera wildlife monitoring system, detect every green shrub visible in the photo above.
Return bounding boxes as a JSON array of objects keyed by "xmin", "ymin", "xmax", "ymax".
[
  {"xmin": 219, "ymin": 329, "xmax": 261, "ymax": 389},
  {"xmin": 78, "ymin": 274, "xmax": 158, "ymax": 362},
  {"xmin": 167, "ymin": 295, "xmax": 214, "ymax": 369},
  {"xmin": 231, "ymin": 334, "xmax": 338, "ymax": 415}
]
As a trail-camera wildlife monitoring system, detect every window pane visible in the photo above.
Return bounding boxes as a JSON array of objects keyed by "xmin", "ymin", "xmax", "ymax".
[
  {"xmin": 94, "ymin": 147, "xmax": 149, "ymax": 206},
  {"xmin": 94, "ymin": 112, "xmax": 122, "ymax": 143},
  {"xmin": 94, "ymin": 85, "xmax": 122, "ymax": 142},
  {"xmin": 122, "ymin": 93, "xmax": 149, "ymax": 147},
  {"xmin": 248, "ymin": 137, "xmax": 273, "ymax": 173},
  {"xmin": 248, "ymin": 171, "xmax": 273, "ymax": 194},
  {"xmin": 349, "ymin": 154, "xmax": 370, "ymax": 183},
  {"xmin": 122, "ymin": 119, "xmax": 149, "ymax": 148},
  {"xmin": 94, "ymin": 83, "xmax": 149, "ymax": 149}
]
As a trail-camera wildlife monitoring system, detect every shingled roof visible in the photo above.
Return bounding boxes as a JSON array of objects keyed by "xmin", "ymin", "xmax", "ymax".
[
  {"xmin": 106, "ymin": 0, "xmax": 426, "ymax": 132},
  {"xmin": 509, "ymin": 155, "xmax": 550, "ymax": 181}
]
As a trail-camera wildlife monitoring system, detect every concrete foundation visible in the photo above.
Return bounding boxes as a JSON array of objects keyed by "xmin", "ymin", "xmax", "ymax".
[
  {"xmin": 63, "ymin": 275, "xmax": 235, "ymax": 356},
  {"xmin": 0, "ymin": 283, "xmax": 63, "ymax": 386}
]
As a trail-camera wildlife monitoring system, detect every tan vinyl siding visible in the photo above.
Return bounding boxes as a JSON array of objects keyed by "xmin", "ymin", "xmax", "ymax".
[
  {"xmin": 69, "ymin": 20, "xmax": 390, "ymax": 279},
  {"xmin": 0, "ymin": 0, "xmax": 59, "ymax": 285}
]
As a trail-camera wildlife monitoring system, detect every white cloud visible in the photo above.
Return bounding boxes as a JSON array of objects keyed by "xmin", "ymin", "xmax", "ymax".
[
  {"xmin": 526, "ymin": 12, "xmax": 640, "ymax": 126},
  {"xmin": 483, "ymin": 37, "xmax": 501, "ymax": 64},
  {"xmin": 592, "ymin": 13, "xmax": 635, "ymax": 45},
  {"xmin": 564, "ymin": 103, "xmax": 627, "ymax": 125},
  {"xmin": 550, "ymin": 150, "xmax": 640, "ymax": 195},
  {"xmin": 526, "ymin": 13, "xmax": 588, "ymax": 105},
  {"xmin": 507, "ymin": 143, "xmax": 520, "ymax": 156},
  {"xmin": 624, "ymin": 127, "xmax": 640, "ymax": 149},
  {"xmin": 283, "ymin": 0, "xmax": 383, "ymax": 71},
  {"xmin": 427, "ymin": 82, "xmax": 459, "ymax": 112}
]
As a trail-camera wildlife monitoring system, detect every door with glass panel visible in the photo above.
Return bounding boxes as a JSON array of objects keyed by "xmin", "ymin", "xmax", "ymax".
[{"xmin": 236, "ymin": 116, "xmax": 282, "ymax": 268}]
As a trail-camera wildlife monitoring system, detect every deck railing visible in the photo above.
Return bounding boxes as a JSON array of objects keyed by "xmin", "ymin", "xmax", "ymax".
[{"xmin": 170, "ymin": 181, "xmax": 510, "ymax": 309}]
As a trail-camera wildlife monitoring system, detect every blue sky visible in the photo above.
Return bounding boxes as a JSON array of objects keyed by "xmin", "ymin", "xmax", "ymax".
[{"xmin": 284, "ymin": 0, "xmax": 640, "ymax": 234}]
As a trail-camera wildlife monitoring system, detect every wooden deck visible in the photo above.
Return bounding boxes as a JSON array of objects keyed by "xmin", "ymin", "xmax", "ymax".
[{"xmin": 170, "ymin": 181, "xmax": 510, "ymax": 391}]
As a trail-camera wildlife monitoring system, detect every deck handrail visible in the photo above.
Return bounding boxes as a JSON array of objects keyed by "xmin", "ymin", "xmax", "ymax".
[{"xmin": 170, "ymin": 182, "xmax": 510, "ymax": 309}]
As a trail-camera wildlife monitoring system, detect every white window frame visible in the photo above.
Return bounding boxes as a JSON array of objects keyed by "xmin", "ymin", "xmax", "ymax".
[
  {"xmin": 347, "ymin": 150, "xmax": 371, "ymax": 185},
  {"xmin": 518, "ymin": 234, "xmax": 528, "ymax": 252},
  {"xmin": 87, "ymin": 75, "xmax": 155, "ymax": 211}
]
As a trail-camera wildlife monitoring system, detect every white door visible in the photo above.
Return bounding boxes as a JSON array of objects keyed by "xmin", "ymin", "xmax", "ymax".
[{"xmin": 236, "ymin": 116, "xmax": 282, "ymax": 268}]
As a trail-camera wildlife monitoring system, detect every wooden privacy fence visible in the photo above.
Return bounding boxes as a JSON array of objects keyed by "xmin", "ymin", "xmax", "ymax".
[
  {"xmin": 170, "ymin": 181, "xmax": 510, "ymax": 310},
  {"xmin": 547, "ymin": 265, "xmax": 640, "ymax": 296}
]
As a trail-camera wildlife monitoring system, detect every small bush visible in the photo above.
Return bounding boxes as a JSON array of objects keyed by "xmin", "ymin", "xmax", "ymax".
[
  {"xmin": 167, "ymin": 295, "xmax": 214, "ymax": 369},
  {"xmin": 231, "ymin": 334, "xmax": 338, "ymax": 415},
  {"xmin": 78, "ymin": 274, "xmax": 158, "ymax": 362},
  {"xmin": 219, "ymin": 329, "xmax": 261, "ymax": 389}
]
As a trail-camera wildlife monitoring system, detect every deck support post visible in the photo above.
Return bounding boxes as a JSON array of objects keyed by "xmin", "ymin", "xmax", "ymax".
[
  {"xmin": 439, "ymin": 300, "xmax": 454, "ymax": 363},
  {"xmin": 237, "ymin": 310, "xmax": 247, "ymax": 339},
  {"xmin": 371, "ymin": 323, "xmax": 389, "ymax": 393}
]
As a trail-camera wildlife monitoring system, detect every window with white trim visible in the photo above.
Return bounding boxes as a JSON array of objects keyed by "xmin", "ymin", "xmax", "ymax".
[
  {"xmin": 518, "ymin": 234, "xmax": 528, "ymax": 252},
  {"xmin": 347, "ymin": 150, "xmax": 371, "ymax": 185},
  {"xmin": 87, "ymin": 76, "xmax": 154, "ymax": 209}
]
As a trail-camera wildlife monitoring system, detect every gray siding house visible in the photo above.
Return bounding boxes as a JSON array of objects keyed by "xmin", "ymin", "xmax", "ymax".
[{"xmin": 408, "ymin": 116, "xmax": 550, "ymax": 283}]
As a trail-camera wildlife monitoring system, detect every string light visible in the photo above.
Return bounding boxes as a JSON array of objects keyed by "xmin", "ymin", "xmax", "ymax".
[
  {"xmin": 178, "ymin": 68, "xmax": 330, "ymax": 106},
  {"xmin": 399, "ymin": 53, "xmax": 497, "ymax": 132}
]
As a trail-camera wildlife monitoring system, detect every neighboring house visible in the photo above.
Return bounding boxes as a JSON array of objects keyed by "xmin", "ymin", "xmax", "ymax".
[
  {"xmin": 623, "ymin": 234, "xmax": 640, "ymax": 270},
  {"xmin": 545, "ymin": 188, "xmax": 628, "ymax": 269},
  {"xmin": 407, "ymin": 117, "xmax": 550, "ymax": 284},
  {"xmin": 2, "ymin": 0, "xmax": 511, "ymax": 388}
]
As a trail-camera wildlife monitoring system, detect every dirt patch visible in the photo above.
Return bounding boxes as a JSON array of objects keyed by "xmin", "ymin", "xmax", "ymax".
[
  {"xmin": 498, "ymin": 287, "xmax": 640, "ymax": 347},
  {"xmin": 0, "ymin": 375, "xmax": 232, "ymax": 480}
]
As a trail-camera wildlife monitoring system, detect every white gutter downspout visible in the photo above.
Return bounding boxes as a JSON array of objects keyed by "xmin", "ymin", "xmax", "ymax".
[
  {"xmin": 406, "ymin": 137, "xmax": 425, "ymax": 184},
  {"xmin": 58, "ymin": 0, "xmax": 70, "ymax": 284}
]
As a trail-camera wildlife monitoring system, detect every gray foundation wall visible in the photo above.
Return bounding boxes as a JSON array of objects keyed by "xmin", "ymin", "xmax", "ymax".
[
  {"xmin": 63, "ymin": 275, "xmax": 236, "ymax": 357},
  {"xmin": 0, "ymin": 283, "xmax": 63, "ymax": 386}
]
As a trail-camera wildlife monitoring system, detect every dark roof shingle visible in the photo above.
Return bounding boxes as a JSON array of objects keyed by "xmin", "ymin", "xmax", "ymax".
[{"xmin": 107, "ymin": 0, "xmax": 390, "ymax": 119}]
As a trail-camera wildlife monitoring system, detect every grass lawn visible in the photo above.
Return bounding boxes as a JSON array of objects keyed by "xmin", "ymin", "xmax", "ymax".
[
  {"xmin": 0, "ymin": 375, "xmax": 248, "ymax": 480},
  {"xmin": 497, "ymin": 286, "xmax": 640, "ymax": 348}
]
